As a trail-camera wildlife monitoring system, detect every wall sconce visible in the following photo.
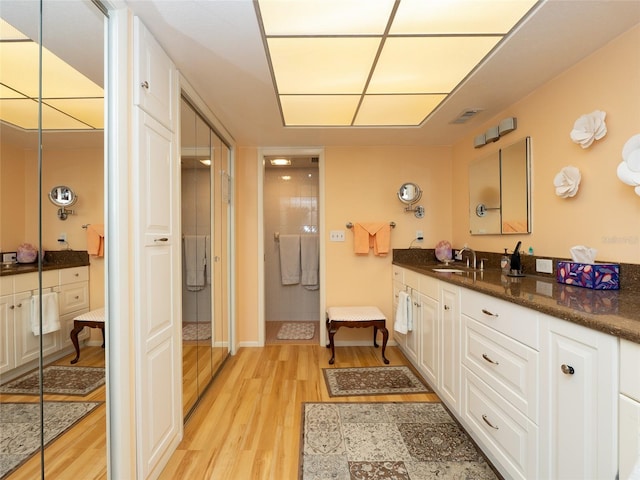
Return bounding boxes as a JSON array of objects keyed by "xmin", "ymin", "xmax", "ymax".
[
  {"xmin": 473, "ymin": 117, "xmax": 518, "ymax": 148},
  {"xmin": 48, "ymin": 185, "xmax": 77, "ymax": 220}
]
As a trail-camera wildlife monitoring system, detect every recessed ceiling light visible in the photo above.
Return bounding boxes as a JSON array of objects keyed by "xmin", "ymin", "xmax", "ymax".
[
  {"xmin": 200, "ymin": 159, "xmax": 211, "ymax": 166},
  {"xmin": 270, "ymin": 158, "xmax": 291, "ymax": 166}
]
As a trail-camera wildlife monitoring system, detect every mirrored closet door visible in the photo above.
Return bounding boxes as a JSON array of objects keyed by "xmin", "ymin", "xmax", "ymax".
[{"xmin": 180, "ymin": 97, "xmax": 230, "ymax": 418}]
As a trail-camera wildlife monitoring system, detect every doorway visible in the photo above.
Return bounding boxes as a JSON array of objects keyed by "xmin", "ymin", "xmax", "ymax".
[{"xmin": 263, "ymin": 154, "xmax": 321, "ymax": 345}]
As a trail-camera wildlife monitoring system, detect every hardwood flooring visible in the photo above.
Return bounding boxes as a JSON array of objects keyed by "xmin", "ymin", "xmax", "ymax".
[
  {"xmin": 159, "ymin": 344, "xmax": 439, "ymax": 480},
  {"xmin": 1, "ymin": 346, "xmax": 107, "ymax": 480}
]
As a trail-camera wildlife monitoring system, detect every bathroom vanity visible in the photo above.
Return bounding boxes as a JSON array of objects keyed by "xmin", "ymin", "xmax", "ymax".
[
  {"xmin": 392, "ymin": 251, "xmax": 640, "ymax": 480},
  {"xmin": 0, "ymin": 257, "xmax": 90, "ymax": 381}
]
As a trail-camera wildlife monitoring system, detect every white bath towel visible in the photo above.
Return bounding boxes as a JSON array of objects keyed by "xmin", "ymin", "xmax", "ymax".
[
  {"xmin": 279, "ymin": 234, "xmax": 300, "ymax": 285},
  {"xmin": 301, "ymin": 235, "xmax": 319, "ymax": 290},
  {"xmin": 394, "ymin": 291, "xmax": 413, "ymax": 334},
  {"xmin": 184, "ymin": 235, "xmax": 206, "ymax": 291},
  {"xmin": 30, "ymin": 292, "xmax": 60, "ymax": 335},
  {"xmin": 205, "ymin": 235, "xmax": 212, "ymax": 284}
]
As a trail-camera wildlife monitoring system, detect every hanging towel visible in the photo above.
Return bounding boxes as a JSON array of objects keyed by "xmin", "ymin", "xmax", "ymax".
[
  {"xmin": 279, "ymin": 234, "xmax": 301, "ymax": 285},
  {"xmin": 184, "ymin": 235, "xmax": 206, "ymax": 291},
  {"xmin": 205, "ymin": 235, "xmax": 212, "ymax": 285},
  {"xmin": 86, "ymin": 224, "xmax": 105, "ymax": 257},
  {"xmin": 353, "ymin": 222, "xmax": 391, "ymax": 256},
  {"xmin": 30, "ymin": 292, "xmax": 60, "ymax": 335},
  {"xmin": 300, "ymin": 235, "xmax": 319, "ymax": 290},
  {"xmin": 394, "ymin": 291, "xmax": 413, "ymax": 334}
]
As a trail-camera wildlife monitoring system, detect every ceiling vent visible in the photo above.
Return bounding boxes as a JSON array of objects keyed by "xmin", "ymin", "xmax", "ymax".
[
  {"xmin": 311, "ymin": 157, "xmax": 319, "ymax": 163},
  {"xmin": 450, "ymin": 108, "xmax": 483, "ymax": 124}
]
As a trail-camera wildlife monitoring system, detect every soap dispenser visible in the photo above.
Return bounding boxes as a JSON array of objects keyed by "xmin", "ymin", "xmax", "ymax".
[
  {"xmin": 501, "ymin": 248, "xmax": 511, "ymax": 274},
  {"xmin": 510, "ymin": 241, "xmax": 522, "ymax": 275}
]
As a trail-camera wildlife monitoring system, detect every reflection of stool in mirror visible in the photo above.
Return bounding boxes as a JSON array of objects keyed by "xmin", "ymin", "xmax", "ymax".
[
  {"xmin": 70, "ymin": 308, "xmax": 105, "ymax": 364},
  {"xmin": 326, "ymin": 306, "xmax": 389, "ymax": 365}
]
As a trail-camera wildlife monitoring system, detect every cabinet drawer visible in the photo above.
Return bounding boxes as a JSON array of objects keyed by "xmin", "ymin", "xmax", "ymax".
[
  {"xmin": 463, "ymin": 367, "xmax": 538, "ymax": 480},
  {"xmin": 463, "ymin": 316, "xmax": 538, "ymax": 421},
  {"xmin": 0, "ymin": 277, "xmax": 11, "ymax": 296},
  {"xmin": 14, "ymin": 270, "xmax": 57, "ymax": 292},
  {"xmin": 420, "ymin": 274, "xmax": 439, "ymax": 299},
  {"xmin": 392, "ymin": 265, "xmax": 404, "ymax": 284},
  {"xmin": 404, "ymin": 269, "xmax": 421, "ymax": 290},
  {"xmin": 58, "ymin": 283, "xmax": 89, "ymax": 314},
  {"xmin": 59, "ymin": 266, "xmax": 88, "ymax": 285},
  {"xmin": 461, "ymin": 289, "xmax": 539, "ymax": 349}
]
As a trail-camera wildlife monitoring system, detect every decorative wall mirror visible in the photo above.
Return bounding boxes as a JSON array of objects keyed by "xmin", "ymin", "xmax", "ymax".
[
  {"xmin": 469, "ymin": 136, "xmax": 531, "ymax": 235},
  {"xmin": 398, "ymin": 182, "xmax": 425, "ymax": 218},
  {"xmin": 49, "ymin": 185, "xmax": 78, "ymax": 220}
]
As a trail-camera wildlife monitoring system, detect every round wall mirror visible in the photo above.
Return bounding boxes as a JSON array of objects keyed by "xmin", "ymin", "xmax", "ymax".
[
  {"xmin": 48, "ymin": 185, "xmax": 77, "ymax": 207},
  {"xmin": 398, "ymin": 182, "xmax": 422, "ymax": 205}
]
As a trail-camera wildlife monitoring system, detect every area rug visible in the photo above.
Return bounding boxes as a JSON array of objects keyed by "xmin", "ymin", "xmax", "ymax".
[
  {"xmin": 182, "ymin": 322, "xmax": 212, "ymax": 342},
  {"xmin": 0, "ymin": 401, "xmax": 102, "ymax": 479},
  {"xmin": 300, "ymin": 402, "xmax": 498, "ymax": 480},
  {"xmin": 323, "ymin": 366, "xmax": 431, "ymax": 397},
  {"xmin": 0, "ymin": 366, "xmax": 105, "ymax": 396},
  {"xmin": 276, "ymin": 322, "xmax": 315, "ymax": 340}
]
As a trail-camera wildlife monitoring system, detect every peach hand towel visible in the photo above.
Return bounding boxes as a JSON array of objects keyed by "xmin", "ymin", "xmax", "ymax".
[
  {"xmin": 87, "ymin": 224, "xmax": 105, "ymax": 257},
  {"xmin": 353, "ymin": 223, "xmax": 390, "ymax": 256}
]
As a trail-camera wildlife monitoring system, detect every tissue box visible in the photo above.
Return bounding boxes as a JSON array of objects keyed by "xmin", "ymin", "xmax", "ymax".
[
  {"xmin": 556, "ymin": 261, "xmax": 619, "ymax": 290},
  {"xmin": 557, "ymin": 284, "xmax": 619, "ymax": 314}
]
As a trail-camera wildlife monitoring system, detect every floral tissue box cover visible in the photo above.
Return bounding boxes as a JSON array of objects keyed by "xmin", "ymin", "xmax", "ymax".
[{"xmin": 556, "ymin": 261, "xmax": 619, "ymax": 290}]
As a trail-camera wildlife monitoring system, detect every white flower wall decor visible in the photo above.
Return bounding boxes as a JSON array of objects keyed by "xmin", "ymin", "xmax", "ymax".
[
  {"xmin": 570, "ymin": 110, "xmax": 607, "ymax": 148},
  {"xmin": 616, "ymin": 133, "xmax": 640, "ymax": 197},
  {"xmin": 554, "ymin": 166, "xmax": 581, "ymax": 198}
]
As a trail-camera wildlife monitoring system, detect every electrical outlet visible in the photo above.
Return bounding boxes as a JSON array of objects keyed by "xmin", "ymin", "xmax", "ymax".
[
  {"xmin": 58, "ymin": 232, "xmax": 67, "ymax": 243},
  {"xmin": 2, "ymin": 252, "xmax": 17, "ymax": 263},
  {"xmin": 416, "ymin": 230, "xmax": 424, "ymax": 241},
  {"xmin": 329, "ymin": 230, "xmax": 345, "ymax": 242},
  {"xmin": 536, "ymin": 258, "xmax": 553, "ymax": 274}
]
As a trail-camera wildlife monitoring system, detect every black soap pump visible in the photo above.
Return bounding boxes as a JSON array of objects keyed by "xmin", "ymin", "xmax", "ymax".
[{"xmin": 509, "ymin": 241, "xmax": 522, "ymax": 276}]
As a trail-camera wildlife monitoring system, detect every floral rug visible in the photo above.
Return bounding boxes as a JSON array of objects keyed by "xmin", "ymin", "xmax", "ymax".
[
  {"xmin": 323, "ymin": 366, "xmax": 431, "ymax": 397},
  {"xmin": 0, "ymin": 366, "xmax": 105, "ymax": 396},
  {"xmin": 182, "ymin": 322, "xmax": 212, "ymax": 342},
  {"xmin": 0, "ymin": 401, "xmax": 102, "ymax": 478},
  {"xmin": 276, "ymin": 322, "xmax": 315, "ymax": 340},
  {"xmin": 300, "ymin": 402, "xmax": 498, "ymax": 480}
]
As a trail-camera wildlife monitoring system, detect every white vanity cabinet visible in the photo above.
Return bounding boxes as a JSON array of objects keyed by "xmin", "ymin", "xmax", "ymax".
[
  {"xmin": 58, "ymin": 266, "xmax": 90, "ymax": 350},
  {"xmin": 439, "ymin": 282, "xmax": 460, "ymax": 414},
  {"xmin": 417, "ymin": 284, "xmax": 439, "ymax": 387},
  {"xmin": 541, "ymin": 316, "xmax": 618, "ymax": 480},
  {"xmin": 461, "ymin": 288, "xmax": 540, "ymax": 480},
  {"xmin": 620, "ymin": 339, "xmax": 640, "ymax": 479}
]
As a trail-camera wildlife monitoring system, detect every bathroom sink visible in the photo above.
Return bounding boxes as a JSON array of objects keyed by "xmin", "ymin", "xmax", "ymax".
[{"xmin": 431, "ymin": 268, "xmax": 465, "ymax": 273}]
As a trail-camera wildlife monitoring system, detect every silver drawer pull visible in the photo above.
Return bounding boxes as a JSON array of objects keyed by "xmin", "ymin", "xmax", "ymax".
[
  {"xmin": 414, "ymin": 302, "xmax": 420, "ymax": 307},
  {"xmin": 74, "ymin": 273, "xmax": 79, "ymax": 277},
  {"xmin": 154, "ymin": 238, "xmax": 169, "ymax": 242},
  {"xmin": 10, "ymin": 305, "xmax": 15, "ymax": 310},
  {"xmin": 482, "ymin": 414, "xmax": 499, "ymax": 430},
  {"xmin": 75, "ymin": 296, "xmax": 80, "ymax": 300},
  {"xmin": 444, "ymin": 305, "xmax": 451, "ymax": 310},
  {"xmin": 482, "ymin": 353, "xmax": 499, "ymax": 365},
  {"xmin": 16, "ymin": 303, "xmax": 22, "ymax": 308},
  {"xmin": 481, "ymin": 308, "xmax": 498, "ymax": 317},
  {"xmin": 561, "ymin": 364, "xmax": 575, "ymax": 375},
  {"xmin": 141, "ymin": 81, "xmax": 149, "ymax": 89}
]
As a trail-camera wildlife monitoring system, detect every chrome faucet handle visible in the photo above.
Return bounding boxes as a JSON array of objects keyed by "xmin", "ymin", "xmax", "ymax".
[{"xmin": 480, "ymin": 258, "xmax": 488, "ymax": 270}]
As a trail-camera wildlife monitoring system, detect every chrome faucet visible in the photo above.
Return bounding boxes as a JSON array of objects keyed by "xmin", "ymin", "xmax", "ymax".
[{"xmin": 460, "ymin": 245, "xmax": 477, "ymax": 269}]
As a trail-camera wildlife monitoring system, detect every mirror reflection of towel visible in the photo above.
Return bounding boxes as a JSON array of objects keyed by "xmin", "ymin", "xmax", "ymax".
[
  {"xmin": 30, "ymin": 292, "xmax": 60, "ymax": 335},
  {"xmin": 87, "ymin": 224, "xmax": 105, "ymax": 257},
  {"xmin": 184, "ymin": 235, "xmax": 206, "ymax": 291},
  {"xmin": 279, "ymin": 235, "xmax": 300, "ymax": 285},
  {"xmin": 301, "ymin": 235, "xmax": 319, "ymax": 290}
]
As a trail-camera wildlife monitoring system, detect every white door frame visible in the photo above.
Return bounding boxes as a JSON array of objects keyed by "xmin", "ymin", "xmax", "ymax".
[{"xmin": 256, "ymin": 147, "xmax": 326, "ymax": 347}]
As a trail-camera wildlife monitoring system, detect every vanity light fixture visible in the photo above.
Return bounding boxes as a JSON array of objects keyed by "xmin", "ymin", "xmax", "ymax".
[
  {"xmin": 498, "ymin": 117, "xmax": 517, "ymax": 136},
  {"xmin": 485, "ymin": 126, "xmax": 500, "ymax": 143},
  {"xmin": 473, "ymin": 117, "xmax": 518, "ymax": 148},
  {"xmin": 270, "ymin": 158, "xmax": 291, "ymax": 166},
  {"xmin": 199, "ymin": 159, "xmax": 212, "ymax": 166},
  {"xmin": 473, "ymin": 134, "xmax": 486, "ymax": 148}
]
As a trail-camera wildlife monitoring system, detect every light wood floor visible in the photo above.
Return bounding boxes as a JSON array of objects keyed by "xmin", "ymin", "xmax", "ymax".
[
  {"xmin": 159, "ymin": 344, "xmax": 439, "ymax": 480},
  {"xmin": 2, "ymin": 346, "xmax": 107, "ymax": 480}
]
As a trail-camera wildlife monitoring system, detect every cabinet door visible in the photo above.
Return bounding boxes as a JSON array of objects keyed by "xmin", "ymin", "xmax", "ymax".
[
  {"xmin": 543, "ymin": 318, "xmax": 618, "ymax": 480},
  {"xmin": 134, "ymin": 108, "xmax": 181, "ymax": 476},
  {"xmin": 14, "ymin": 291, "xmax": 58, "ymax": 366},
  {"xmin": 439, "ymin": 284, "xmax": 460, "ymax": 413},
  {"xmin": 417, "ymin": 291, "xmax": 438, "ymax": 386},
  {"xmin": 0, "ymin": 294, "xmax": 15, "ymax": 374},
  {"xmin": 133, "ymin": 17, "xmax": 174, "ymax": 128}
]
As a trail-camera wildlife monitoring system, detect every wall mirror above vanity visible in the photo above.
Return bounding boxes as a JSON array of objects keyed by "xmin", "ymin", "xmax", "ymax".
[{"xmin": 469, "ymin": 136, "xmax": 531, "ymax": 235}]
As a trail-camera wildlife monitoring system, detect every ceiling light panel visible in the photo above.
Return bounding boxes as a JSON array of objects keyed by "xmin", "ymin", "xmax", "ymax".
[
  {"xmin": 0, "ymin": 98, "xmax": 94, "ymax": 130},
  {"xmin": 280, "ymin": 95, "xmax": 361, "ymax": 126},
  {"xmin": 390, "ymin": 0, "xmax": 538, "ymax": 34},
  {"xmin": 355, "ymin": 94, "xmax": 446, "ymax": 126},
  {"xmin": 368, "ymin": 36, "xmax": 502, "ymax": 93},
  {"xmin": 267, "ymin": 37, "xmax": 380, "ymax": 94},
  {"xmin": 258, "ymin": 0, "xmax": 395, "ymax": 35}
]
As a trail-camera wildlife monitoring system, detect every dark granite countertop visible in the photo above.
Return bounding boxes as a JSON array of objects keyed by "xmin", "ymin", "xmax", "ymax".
[
  {"xmin": 393, "ymin": 249, "xmax": 640, "ymax": 345},
  {"xmin": 0, "ymin": 250, "xmax": 90, "ymax": 277}
]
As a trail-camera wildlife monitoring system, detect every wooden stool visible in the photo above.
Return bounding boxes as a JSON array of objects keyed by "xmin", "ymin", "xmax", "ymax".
[
  {"xmin": 326, "ymin": 306, "xmax": 389, "ymax": 365},
  {"xmin": 70, "ymin": 308, "xmax": 105, "ymax": 364}
]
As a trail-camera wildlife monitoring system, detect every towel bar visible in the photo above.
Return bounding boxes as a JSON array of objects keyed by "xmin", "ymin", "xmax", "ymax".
[{"xmin": 346, "ymin": 221, "xmax": 396, "ymax": 229}]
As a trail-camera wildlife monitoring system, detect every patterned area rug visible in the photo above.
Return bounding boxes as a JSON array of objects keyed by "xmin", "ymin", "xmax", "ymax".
[
  {"xmin": 300, "ymin": 402, "xmax": 498, "ymax": 480},
  {"xmin": 0, "ymin": 366, "xmax": 105, "ymax": 396},
  {"xmin": 276, "ymin": 322, "xmax": 315, "ymax": 340},
  {"xmin": 323, "ymin": 366, "xmax": 431, "ymax": 397},
  {"xmin": 0, "ymin": 401, "xmax": 102, "ymax": 478},
  {"xmin": 183, "ymin": 322, "xmax": 212, "ymax": 342}
]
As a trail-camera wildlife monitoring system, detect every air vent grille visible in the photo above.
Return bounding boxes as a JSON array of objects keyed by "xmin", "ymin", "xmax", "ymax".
[{"xmin": 451, "ymin": 108, "xmax": 483, "ymax": 124}]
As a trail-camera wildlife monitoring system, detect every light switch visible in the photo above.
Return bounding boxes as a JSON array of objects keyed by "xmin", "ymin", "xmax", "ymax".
[
  {"xmin": 536, "ymin": 258, "xmax": 553, "ymax": 274},
  {"xmin": 329, "ymin": 230, "xmax": 345, "ymax": 242}
]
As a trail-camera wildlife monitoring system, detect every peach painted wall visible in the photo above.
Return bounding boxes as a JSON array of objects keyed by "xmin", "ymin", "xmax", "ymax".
[
  {"xmin": 0, "ymin": 141, "xmax": 27, "ymax": 251},
  {"xmin": 235, "ymin": 145, "xmax": 452, "ymax": 344},
  {"xmin": 452, "ymin": 24, "xmax": 640, "ymax": 264}
]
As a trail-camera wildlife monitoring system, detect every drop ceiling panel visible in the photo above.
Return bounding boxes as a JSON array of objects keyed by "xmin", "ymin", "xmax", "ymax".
[
  {"xmin": 280, "ymin": 95, "xmax": 360, "ymax": 125},
  {"xmin": 355, "ymin": 94, "xmax": 446, "ymax": 126}
]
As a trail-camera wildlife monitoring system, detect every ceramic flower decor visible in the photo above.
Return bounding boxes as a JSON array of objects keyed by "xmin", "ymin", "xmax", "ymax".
[
  {"xmin": 616, "ymin": 133, "xmax": 640, "ymax": 197},
  {"xmin": 570, "ymin": 110, "xmax": 607, "ymax": 148},
  {"xmin": 553, "ymin": 166, "xmax": 581, "ymax": 198}
]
